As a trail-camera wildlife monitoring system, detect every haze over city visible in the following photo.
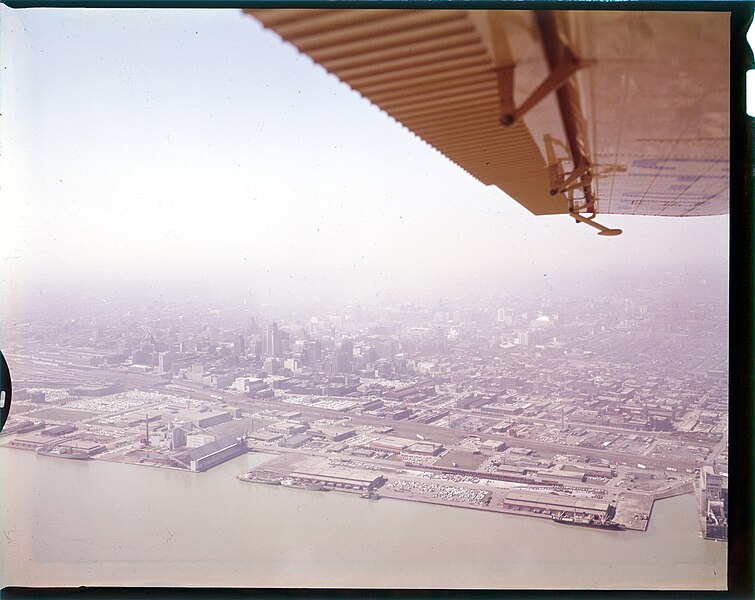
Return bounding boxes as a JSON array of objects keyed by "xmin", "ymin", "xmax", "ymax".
[{"xmin": 0, "ymin": 7, "xmax": 731, "ymax": 314}]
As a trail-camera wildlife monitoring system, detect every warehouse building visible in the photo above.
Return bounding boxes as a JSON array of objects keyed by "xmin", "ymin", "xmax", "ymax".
[
  {"xmin": 247, "ymin": 430, "xmax": 283, "ymax": 443},
  {"xmin": 187, "ymin": 436, "xmax": 246, "ymax": 472},
  {"xmin": 422, "ymin": 463, "xmax": 533, "ymax": 484},
  {"xmin": 178, "ymin": 409, "xmax": 232, "ymax": 429},
  {"xmin": 535, "ymin": 469, "xmax": 587, "ymax": 484},
  {"xmin": 57, "ymin": 439, "xmax": 106, "ymax": 456},
  {"xmin": 366, "ymin": 436, "xmax": 415, "ymax": 453},
  {"xmin": 281, "ymin": 433, "xmax": 312, "ymax": 449},
  {"xmin": 416, "ymin": 410, "xmax": 449, "ymax": 425},
  {"xmin": 312, "ymin": 425, "xmax": 356, "ymax": 442},
  {"xmin": 41, "ymin": 424, "xmax": 77, "ymax": 437},
  {"xmin": 268, "ymin": 420, "xmax": 309, "ymax": 435},
  {"xmin": 287, "ymin": 460, "xmax": 386, "ymax": 491},
  {"xmin": 570, "ymin": 464, "xmax": 616, "ymax": 478},
  {"xmin": 481, "ymin": 439, "xmax": 506, "ymax": 452},
  {"xmin": 29, "ymin": 390, "xmax": 46, "ymax": 403},
  {"xmin": 125, "ymin": 413, "xmax": 162, "ymax": 428},
  {"xmin": 385, "ymin": 380, "xmax": 435, "ymax": 401},
  {"xmin": 495, "ymin": 465, "xmax": 531, "ymax": 483},
  {"xmin": 8, "ymin": 433, "xmax": 48, "ymax": 450},
  {"xmin": 69, "ymin": 384, "xmax": 120, "ymax": 397},
  {"xmin": 503, "ymin": 490, "xmax": 613, "ymax": 520},
  {"xmin": 403, "ymin": 441, "xmax": 444, "ymax": 456},
  {"xmin": 186, "ymin": 433, "xmax": 214, "ymax": 448}
]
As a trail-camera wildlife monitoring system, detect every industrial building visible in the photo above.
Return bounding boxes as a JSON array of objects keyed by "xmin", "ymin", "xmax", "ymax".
[
  {"xmin": 281, "ymin": 433, "xmax": 312, "ymax": 449},
  {"xmin": 480, "ymin": 439, "xmax": 506, "ymax": 452},
  {"xmin": 177, "ymin": 409, "xmax": 232, "ymax": 429},
  {"xmin": 570, "ymin": 464, "xmax": 616, "ymax": 478},
  {"xmin": 29, "ymin": 390, "xmax": 46, "ymax": 403},
  {"xmin": 366, "ymin": 436, "xmax": 415, "ymax": 453},
  {"xmin": 385, "ymin": 380, "xmax": 435, "ymax": 401},
  {"xmin": 8, "ymin": 433, "xmax": 48, "ymax": 450},
  {"xmin": 502, "ymin": 490, "xmax": 613, "ymax": 520},
  {"xmin": 57, "ymin": 439, "xmax": 106, "ymax": 456},
  {"xmin": 435, "ymin": 449, "xmax": 486, "ymax": 470},
  {"xmin": 186, "ymin": 433, "xmax": 214, "ymax": 448},
  {"xmin": 247, "ymin": 430, "xmax": 283, "ymax": 443},
  {"xmin": 287, "ymin": 460, "xmax": 386, "ymax": 491},
  {"xmin": 41, "ymin": 424, "xmax": 77, "ymax": 437},
  {"xmin": 386, "ymin": 408, "xmax": 412, "ymax": 420},
  {"xmin": 700, "ymin": 465, "xmax": 725, "ymax": 506},
  {"xmin": 700, "ymin": 465, "xmax": 728, "ymax": 540},
  {"xmin": 69, "ymin": 383, "xmax": 120, "ymax": 397},
  {"xmin": 456, "ymin": 393, "xmax": 495, "ymax": 410},
  {"xmin": 403, "ymin": 441, "xmax": 444, "ymax": 456},
  {"xmin": 124, "ymin": 413, "xmax": 162, "ymax": 428},
  {"xmin": 186, "ymin": 436, "xmax": 246, "ymax": 472},
  {"xmin": 423, "ymin": 463, "xmax": 532, "ymax": 484},
  {"xmin": 495, "ymin": 465, "xmax": 531, "ymax": 482},
  {"xmin": 416, "ymin": 410, "xmax": 449, "ymax": 425},
  {"xmin": 170, "ymin": 426, "xmax": 187, "ymax": 449},
  {"xmin": 312, "ymin": 425, "xmax": 356, "ymax": 442},
  {"xmin": 269, "ymin": 420, "xmax": 309, "ymax": 435},
  {"xmin": 535, "ymin": 469, "xmax": 586, "ymax": 484},
  {"xmin": 352, "ymin": 398, "xmax": 384, "ymax": 411}
]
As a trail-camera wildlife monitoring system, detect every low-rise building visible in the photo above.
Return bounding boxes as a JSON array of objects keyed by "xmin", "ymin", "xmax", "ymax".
[
  {"xmin": 535, "ymin": 469, "xmax": 586, "ymax": 484},
  {"xmin": 366, "ymin": 436, "xmax": 415, "ymax": 453},
  {"xmin": 268, "ymin": 420, "xmax": 309, "ymax": 435},
  {"xmin": 481, "ymin": 439, "xmax": 506, "ymax": 452},
  {"xmin": 404, "ymin": 441, "xmax": 444, "ymax": 456},
  {"xmin": 281, "ymin": 433, "xmax": 312, "ymax": 449},
  {"xmin": 287, "ymin": 460, "xmax": 386, "ymax": 491},
  {"xmin": 57, "ymin": 439, "xmax": 106, "ymax": 456},
  {"xmin": 177, "ymin": 409, "xmax": 232, "ymax": 429},
  {"xmin": 503, "ymin": 490, "xmax": 612, "ymax": 519},
  {"xmin": 248, "ymin": 430, "xmax": 284, "ymax": 443},
  {"xmin": 313, "ymin": 425, "xmax": 356, "ymax": 442}
]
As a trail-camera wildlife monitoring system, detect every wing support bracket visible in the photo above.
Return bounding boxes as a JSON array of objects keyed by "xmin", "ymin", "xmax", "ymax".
[
  {"xmin": 550, "ymin": 161, "xmax": 592, "ymax": 196},
  {"xmin": 569, "ymin": 210, "xmax": 623, "ymax": 236},
  {"xmin": 496, "ymin": 49, "xmax": 592, "ymax": 127}
]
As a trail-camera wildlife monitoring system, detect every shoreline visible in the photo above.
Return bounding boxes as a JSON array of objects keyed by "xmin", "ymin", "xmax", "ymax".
[{"xmin": 2, "ymin": 438, "xmax": 704, "ymax": 535}]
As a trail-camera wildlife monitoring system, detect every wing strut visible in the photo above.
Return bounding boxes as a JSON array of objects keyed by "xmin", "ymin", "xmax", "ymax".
[
  {"xmin": 500, "ymin": 11, "xmax": 622, "ymax": 236},
  {"xmin": 496, "ymin": 45, "xmax": 591, "ymax": 127},
  {"xmin": 570, "ymin": 212, "xmax": 623, "ymax": 236}
]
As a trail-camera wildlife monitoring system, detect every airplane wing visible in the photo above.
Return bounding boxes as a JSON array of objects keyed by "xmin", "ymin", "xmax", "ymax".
[{"xmin": 244, "ymin": 9, "xmax": 729, "ymax": 234}]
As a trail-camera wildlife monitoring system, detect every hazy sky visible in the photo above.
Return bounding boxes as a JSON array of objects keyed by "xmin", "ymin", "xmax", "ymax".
[{"xmin": 0, "ymin": 8, "xmax": 734, "ymax": 308}]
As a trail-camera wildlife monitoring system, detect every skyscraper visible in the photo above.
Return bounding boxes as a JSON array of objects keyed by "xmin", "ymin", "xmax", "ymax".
[
  {"xmin": 234, "ymin": 334, "xmax": 246, "ymax": 357},
  {"xmin": 497, "ymin": 308, "xmax": 514, "ymax": 326},
  {"xmin": 265, "ymin": 322, "xmax": 281, "ymax": 357}
]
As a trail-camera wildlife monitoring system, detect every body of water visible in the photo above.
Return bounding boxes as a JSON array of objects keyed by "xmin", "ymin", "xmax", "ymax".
[{"xmin": 0, "ymin": 449, "xmax": 726, "ymax": 589}]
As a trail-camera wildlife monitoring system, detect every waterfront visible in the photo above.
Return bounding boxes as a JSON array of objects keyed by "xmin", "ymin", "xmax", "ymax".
[{"xmin": 0, "ymin": 449, "xmax": 726, "ymax": 589}]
